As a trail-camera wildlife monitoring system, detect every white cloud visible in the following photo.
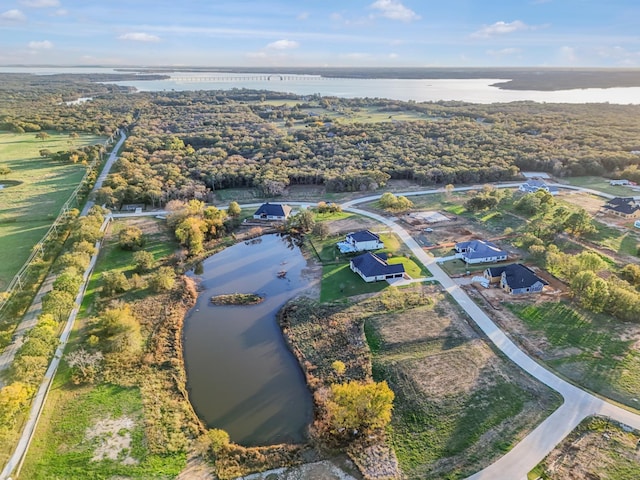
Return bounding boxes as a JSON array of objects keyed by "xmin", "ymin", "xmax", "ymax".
[
  {"xmin": 28, "ymin": 40, "xmax": 53, "ymax": 49},
  {"xmin": 266, "ymin": 39, "xmax": 299, "ymax": 50},
  {"xmin": 559, "ymin": 46, "xmax": 577, "ymax": 63},
  {"xmin": 1, "ymin": 9, "xmax": 27, "ymax": 22},
  {"xmin": 51, "ymin": 8, "xmax": 68, "ymax": 16},
  {"xmin": 487, "ymin": 47, "xmax": 521, "ymax": 56},
  {"xmin": 297, "ymin": 12, "xmax": 309, "ymax": 20},
  {"xmin": 370, "ymin": 0, "xmax": 420, "ymax": 22},
  {"xmin": 20, "ymin": 0, "xmax": 59, "ymax": 7},
  {"xmin": 388, "ymin": 53, "xmax": 399, "ymax": 59},
  {"xmin": 118, "ymin": 32, "xmax": 160, "ymax": 42},
  {"xmin": 471, "ymin": 20, "xmax": 530, "ymax": 38}
]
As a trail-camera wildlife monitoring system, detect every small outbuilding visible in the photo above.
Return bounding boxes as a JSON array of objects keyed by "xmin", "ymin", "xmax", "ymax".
[
  {"xmin": 337, "ymin": 230, "xmax": 384, "ymax": 253},
  {"xmin": 484, "ymin": 263, "xmax": 547, "ymax": 294},
  {"xmin": 350, "ymin": 252, "xmax": 405, "ymax": 283},
  {"xmin": 253, "ymin": 203, "xmax": 292, "ymax": 221}
]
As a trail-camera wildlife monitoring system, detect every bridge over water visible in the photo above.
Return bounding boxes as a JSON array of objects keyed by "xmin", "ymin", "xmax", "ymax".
[{"xmin": 170, "ymin": 74, "xmax": 339, "ymax": 83}]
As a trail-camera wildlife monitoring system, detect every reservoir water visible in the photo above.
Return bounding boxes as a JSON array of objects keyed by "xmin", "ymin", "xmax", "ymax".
[
  {"xmin": 182, "ymin": 234, "xmax": 314, "ymax": 446},
  {"xmin": 3, "ymin": 67, "xmax": 640, "ymax": 104}
]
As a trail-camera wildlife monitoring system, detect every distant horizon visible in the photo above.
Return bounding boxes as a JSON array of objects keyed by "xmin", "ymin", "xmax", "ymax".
[{"xmin": 2, "ymin": 65, "xmax": 640, "ymax": 71}]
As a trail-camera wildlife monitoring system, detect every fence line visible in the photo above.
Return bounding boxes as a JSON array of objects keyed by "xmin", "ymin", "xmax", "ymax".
[{"xmin": 0, "ymin": 132, "xmax": 120, "ymax": 317}]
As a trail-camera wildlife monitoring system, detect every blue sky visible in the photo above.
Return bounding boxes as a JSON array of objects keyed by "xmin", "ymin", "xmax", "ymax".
[{"xmin": 1, "ymin": 0, "xmax": 639, "ymax": 67}]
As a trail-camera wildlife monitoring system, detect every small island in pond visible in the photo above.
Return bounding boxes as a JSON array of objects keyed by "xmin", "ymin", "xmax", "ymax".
[{"xmin": 210, "ymin": 293, "xmax": 264, "ymax": 306}]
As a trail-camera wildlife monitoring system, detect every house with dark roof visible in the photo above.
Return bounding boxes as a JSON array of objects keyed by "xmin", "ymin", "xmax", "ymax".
[
  {"xmin": 454, "ymin": 240, "xmax": 508, "ymax": 265},
  {"xmin": 350, "ymin": 252, "xmax": 405, "ymax": 283},
  {"xmin": 484, "ymin": 263, "xmax": 547, "ymax": 294},
  {"xmin": 602, "ymin": 197, "xmax": 640, "ymax": 218},
  {"xmin": 519, "ymin": 179, "xmax": 559, "ymax": 195},
  {"xmin": 336, "ymin": 230, "xmax": 384, "ymax": 253},
  {"xmin": 253, "ymin": 203, "xmax": 292, "ymax": 221}
]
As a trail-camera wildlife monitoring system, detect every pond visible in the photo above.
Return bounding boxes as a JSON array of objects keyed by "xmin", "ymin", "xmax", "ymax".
[{"xmin": 183, "ymin": 234, "xmax": 315, "ymax": 446}]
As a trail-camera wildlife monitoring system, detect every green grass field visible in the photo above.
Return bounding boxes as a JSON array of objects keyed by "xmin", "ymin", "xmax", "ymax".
[
  {"xmin": 508, "ymin": 302, "xmax": 640, "ymax": 407},
  {"xmin": 20, "ymin": 383, "xmax": 186, "ymax": 480},
  {"xmin": 560, "ymin": 176, "xmax": 639, "ymax": 196},
  {"xmin": 0, "ymin": 131, "xmax": 106, "ymax": 289}
]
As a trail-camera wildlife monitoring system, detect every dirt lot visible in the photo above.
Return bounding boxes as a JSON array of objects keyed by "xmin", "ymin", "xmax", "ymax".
[
  {"xmin": 558, "ymin": 191, "xmax": 606, "ymax": 215},
  {"xmin": 326, "ymin": 215, "xmax": 388, "ymax": 235},
  {"xmin": 368, "ymin": 287, "xmax": 561, "ymax": 479}
]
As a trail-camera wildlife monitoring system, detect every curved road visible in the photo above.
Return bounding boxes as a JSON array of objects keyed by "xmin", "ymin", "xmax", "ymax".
[
  {"xmin": 342, "ymin": 189, "xmax": 640, "ymax": 480},
  {"xmin": 3, "ymin": 180, "xmax": 637, "ymax": 479}
]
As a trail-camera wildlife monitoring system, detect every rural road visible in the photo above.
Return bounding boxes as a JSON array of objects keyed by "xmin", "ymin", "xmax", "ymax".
[
  {"xmin": 0, "ymin": 131, "xmax": 126, "ymax": 480},
  {"xmin": 2, "ymin": 178, "xmax": 635, "ymax": 479},
  {"xmin": 342, "ymin": 194, "xmax": 640, "ymax": 480}
]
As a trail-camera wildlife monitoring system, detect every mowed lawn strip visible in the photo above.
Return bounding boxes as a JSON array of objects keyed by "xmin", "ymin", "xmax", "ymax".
[
  {"xmin": 0, "ymin": 131, "xmax": 106, "ymax": 288},
  {"xmin": 508, "ymin": 301, "xmax": 640, "ymax": 408},
  {"xmin": 367, "ymin": 291, "xmax": 561, "ymax": 479}
]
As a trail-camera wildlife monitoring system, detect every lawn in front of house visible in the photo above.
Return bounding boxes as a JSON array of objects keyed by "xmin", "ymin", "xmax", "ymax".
[{"xmin": 320, "ymin": 263, "xmax": 386, "ymax": 302}]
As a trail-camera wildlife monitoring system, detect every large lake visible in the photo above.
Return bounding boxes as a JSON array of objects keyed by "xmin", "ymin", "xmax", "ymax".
[
  {"xmin": 182, "ymin": 234, "xmax": 314, "ymax": 446},
  {"xmin": 3, "ymin": 67, "xmax": 640, "ymax": 104}
]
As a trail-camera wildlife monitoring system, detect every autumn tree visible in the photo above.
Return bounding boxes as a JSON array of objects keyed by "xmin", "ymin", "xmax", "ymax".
[
  {"xmin": 133, "ymin": 250, "xmax": 155, "ymax": 273},
  {"xmin": 97, "ymin": 304, "xmax": 142, "ymax": 355},
  {"xmin": 53, "ymin": 268, "xmax": 83, "ymax": 295},
  {"xmin": 0, "ymin": 166, "xmax": 11, "ymax": 177},
  {"xmin": 326, "ymin": 380, "xmax": 394, "ymax": 435},
  {"xmin": 0, "ymin": 382, "xmax": 31, "ymax": 427},
  {"xmin": 35, "ymin": 131, "xmax": 50, "ymax": 141},
  {"xmin": 42, "ymin": 289, "xmax": 76, "ymax": 321},
  {"xmin": 149, "ymin": 267, "xmax": 176, "ymax": 292},
  {"xmin": 101, "ymin": 271, "xmax": 130, "ymax": 297},
  {"xmin": 118, "ymin": 226, "xmax": 145, "ymax": 250},
  {"xmin": 66, "ymin": 348, "xmax": 104, "ymax": 384},
  {"xmin": 227, "ymin": 201, "xmax": 241, "ymax": 217}
]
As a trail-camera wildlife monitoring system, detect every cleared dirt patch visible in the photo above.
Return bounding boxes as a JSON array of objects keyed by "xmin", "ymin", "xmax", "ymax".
[
  {"xmin": 532, "ymin": 416, "xmax": 640, "ymax": 480},
  {"xmin": 405, "ymin": 340, "xmax": 500, "ymax": 399},
  {"xmin": 86, "ymin": 416, "xmax": 138, "ymax": 465},
  {"xmin": 327, "ymin": 216, "xmax": 388, "ymax": 235}
]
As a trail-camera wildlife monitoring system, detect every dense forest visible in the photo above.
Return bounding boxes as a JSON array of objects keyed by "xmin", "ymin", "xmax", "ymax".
[{"xmin": 2, "ymin": 74, "xmax": 640, "ymax": 207}]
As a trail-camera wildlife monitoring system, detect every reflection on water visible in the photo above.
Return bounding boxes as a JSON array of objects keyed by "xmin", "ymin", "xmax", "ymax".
[{"xmin": 183, "ymin": 234, "xmax": 314, "ymax": 446}]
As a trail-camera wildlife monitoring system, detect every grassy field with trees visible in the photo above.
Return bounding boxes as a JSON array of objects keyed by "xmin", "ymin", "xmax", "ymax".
[{"xmin": 0, "ymin": 131, "xmax": 106, "ymax": 289}]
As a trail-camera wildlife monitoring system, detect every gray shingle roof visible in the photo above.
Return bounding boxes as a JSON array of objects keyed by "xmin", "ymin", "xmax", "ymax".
[
  {"xmin": 604, "ymin": 197, "xmax": 640, "ymax": 215},
  {"xmin": 456, "ymin": 240, "xmax": 507, "ymax": 260},
  {"xmin": 351, "ymin": 252, "xmax": 404, "ymax": 278},
  {"xmin": 348, "ymin": 230, "xmax": 380, "ymax": 243},
  {"xmin": 493, "ymin": 263, "xmax": 547, "ymax": 289},
  {"xmin": 253, "ymin": 203, "xmax": 292, "ymax": 217}
]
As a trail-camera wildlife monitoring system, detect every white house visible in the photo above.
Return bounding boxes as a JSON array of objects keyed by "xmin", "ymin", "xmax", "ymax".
[
  {"xmin": 350, "ymin": 252, "xmax": 405, "ymax": 283},
  {"xmin": 253, "ymin": 203, "xmax": 292, "ymax": 221},
  {"xmin": 519, "ymin": 179, "xmax": 559, "ymax": 195},
  {"xmin": 336, "ymin": 230, "xmax": 384, "ymax": 253},
  {"xmin": 455, "ymin": 240, "xmax": 508, "ymax": 265},
  {"xmin": 610, "ymin": 179, "xmax": 631, "ymax": 186}
]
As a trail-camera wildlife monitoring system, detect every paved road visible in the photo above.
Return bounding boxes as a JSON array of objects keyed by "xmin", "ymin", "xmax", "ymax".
[
  {"xmin": 0, "ymin": 276, "xmax": 55, "ymax": 388},
  {"xmin": 0, "ymin": 132, "xmax": 126, "ymax": 480},
  {"xmin": 81, "ymin": 130, "xmax": 127, "ymax": 216},
  {"xmin": 341, "ymin": 199, "xmax": 640, "ymax": 480}
]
